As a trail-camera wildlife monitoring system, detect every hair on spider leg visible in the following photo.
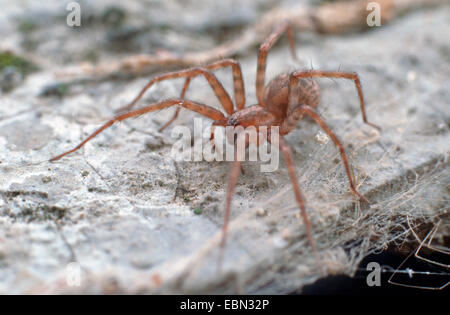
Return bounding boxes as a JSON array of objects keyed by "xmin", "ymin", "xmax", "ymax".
[
  {"xmin": 331, "ymin": 64, "xmax": 343, "ymax": 86},
  {"xmin": 309, "ymin": 58, "xmax": 314, "ymax": 71}
]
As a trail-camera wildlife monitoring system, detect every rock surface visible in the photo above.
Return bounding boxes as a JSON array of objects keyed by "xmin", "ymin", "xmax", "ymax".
[{"xmin": 0, "ymin": 1, "xmax": 449, "ymax": 293}]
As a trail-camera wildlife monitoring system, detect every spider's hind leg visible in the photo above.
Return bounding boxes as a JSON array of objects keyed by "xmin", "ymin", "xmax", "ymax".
[
  {"xmin": 290, "ymin": 70, "xmax": 381, "ymax": 131},
  {"xmin": 281, "ymin": 104, "xmax": 368, "ymax": 203}
]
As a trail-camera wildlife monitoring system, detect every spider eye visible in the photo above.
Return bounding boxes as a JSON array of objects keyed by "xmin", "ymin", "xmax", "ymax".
[{"xmin": 227, "ymin": 116, "xmax": 238, "ymax": 126}]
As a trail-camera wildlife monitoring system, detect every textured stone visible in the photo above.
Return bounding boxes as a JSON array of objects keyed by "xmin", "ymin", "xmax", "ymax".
[{"xmin": 0, "ymin": 1, "xmax": 448, "ymax": 294}]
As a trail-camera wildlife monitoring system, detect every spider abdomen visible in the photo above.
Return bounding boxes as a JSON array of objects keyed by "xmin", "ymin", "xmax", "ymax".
[{"xmin": 264, "ymin": 73, "xmax": 320, "ymax": 118}]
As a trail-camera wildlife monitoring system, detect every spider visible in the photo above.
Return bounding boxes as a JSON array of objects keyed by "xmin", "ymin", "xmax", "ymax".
[{"xmin": 50, "ymin": 22, "xmax": 380, "ymax": 267}]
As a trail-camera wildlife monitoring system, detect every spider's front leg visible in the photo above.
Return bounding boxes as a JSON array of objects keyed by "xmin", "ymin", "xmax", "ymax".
[
  {"xmin": 159, "ymin": 59, "xmax": 246, "ymax": 131},
  {"xmin": 218, "ymin": 150, "xmax": 242, "ymax": 270},
  {"xmin": 49, "ymin": 99, "xmax": 226, "ymax": 162},
  {"xmin": 157, "ymin": 77, "xmax": 191, "ymax": 132},
  {"xmin": 275, "ymin": 135, "xmax": 319, "ymax": 264}
]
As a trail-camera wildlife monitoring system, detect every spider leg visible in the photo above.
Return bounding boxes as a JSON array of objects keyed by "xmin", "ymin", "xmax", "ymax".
[
  {"xmin": 198, "ymin": 59, "xmax": 246, "ymax": 110},
  {"xmin": 158, "ymin": 78, "xmax": 190, "ymax": 131},
  {"xmin": 218, "ymin": 153, "xmax": 242, "ymax": 270},
  {"xmin": 276, "ymin": 136, "xmax": 319, "ymax": 263},
  {"xmin": 281, "ymin": 104, "xmax": 368, "ymax": 203},
  {"xmin": 291, "ymin": 70, "xmax": 381, "ymax": 131},
  {"xmin": 159, "ymin": 58, "xmax": 246, "ymax": 131},
  {"xmin": 116, "ymin": 67, "xmax": 235, "ymax": 116},
  {"xmin": 50, "ymin": 99, "xmax": 226, "ymax": 162},
  {"xmin": 257, "ymin": 21, "xmax": 297, "ymax": 107}
]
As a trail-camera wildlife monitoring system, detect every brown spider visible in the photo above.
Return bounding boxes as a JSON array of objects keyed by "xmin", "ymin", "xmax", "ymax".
[{"xmin": 50, "ymin": 22, "xmax": 380, "ymax": 267}]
